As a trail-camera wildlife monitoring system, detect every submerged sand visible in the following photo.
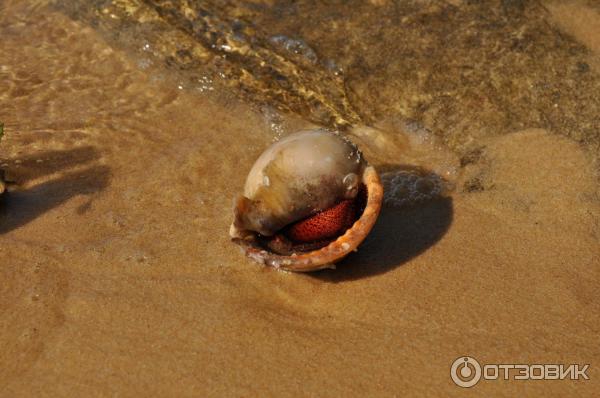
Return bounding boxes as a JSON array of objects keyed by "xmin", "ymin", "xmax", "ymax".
[{"xmin": 1, "ymin": 1, "xmax": 599, "ymax": 396}]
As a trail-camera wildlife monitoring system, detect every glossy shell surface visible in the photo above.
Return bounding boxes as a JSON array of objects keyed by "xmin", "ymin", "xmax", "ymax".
[
  {"xmin": 231, "ymin": 130, "xmax": 365, "ymax": 237},
  {"xmin": 230, "ymin": 130, "xmax": 383, "ymax": 272}
]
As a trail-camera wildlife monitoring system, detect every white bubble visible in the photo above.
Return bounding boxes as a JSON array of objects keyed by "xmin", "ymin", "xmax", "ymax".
[{"xmin": 381, "ymin": 168, "xmax": 446, "ymax": 208}]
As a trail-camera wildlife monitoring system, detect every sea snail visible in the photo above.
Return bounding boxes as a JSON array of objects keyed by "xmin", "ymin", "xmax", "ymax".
[{"xmin": 230, "ymin": 129, "xmax": 383, "ymax": 272}]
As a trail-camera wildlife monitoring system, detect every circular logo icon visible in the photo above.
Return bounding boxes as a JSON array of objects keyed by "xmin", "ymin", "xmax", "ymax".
[{"xmin": 450, "ymin": 356, "xmax": 482, "ymax": 388}]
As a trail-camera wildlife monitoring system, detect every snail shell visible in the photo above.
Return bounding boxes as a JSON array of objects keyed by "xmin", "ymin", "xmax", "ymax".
[{"xmin": 230, "ymin": 129, "xmax": 383, "ymax": 272}]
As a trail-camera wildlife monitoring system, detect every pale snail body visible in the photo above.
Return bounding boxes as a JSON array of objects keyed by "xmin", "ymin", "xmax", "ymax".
[{"xmin": 230, "ymin": 129, "xmax": 383, "ymax": 272}]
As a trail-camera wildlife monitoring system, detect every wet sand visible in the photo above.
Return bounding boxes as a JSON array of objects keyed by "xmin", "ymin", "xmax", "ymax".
[{"xmin": 1, "ymin": 1, "xmax": 599, "ymax": 396}]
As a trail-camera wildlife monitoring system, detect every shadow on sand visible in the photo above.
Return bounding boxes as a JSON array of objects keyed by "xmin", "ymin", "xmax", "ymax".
[
  {"xmin": 0, "ymin": 146, "xmax": 110, "ymax": 234},
  {"xmin": 312, "ymin": 165, "xmax": 454, "ymax": 282}
]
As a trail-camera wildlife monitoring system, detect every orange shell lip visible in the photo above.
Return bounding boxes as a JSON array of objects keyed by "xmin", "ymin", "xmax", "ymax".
[{"xmin": 231, "ymin": 165, "xmax": 383, "ymax": 272}]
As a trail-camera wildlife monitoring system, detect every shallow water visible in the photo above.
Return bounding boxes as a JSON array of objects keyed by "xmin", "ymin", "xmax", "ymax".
[{"xmin": 1, "ymin": 0, "xmax": 599, "ymax": 396}]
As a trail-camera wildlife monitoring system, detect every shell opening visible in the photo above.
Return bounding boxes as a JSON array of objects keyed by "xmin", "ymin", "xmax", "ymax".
[
  {"xmin": 258, "ymin": 184, "xmax": 368, "ymax": 255},
  {"xmin": 231, "ymin": 160, "xmax": 383, "ymax": 272}
]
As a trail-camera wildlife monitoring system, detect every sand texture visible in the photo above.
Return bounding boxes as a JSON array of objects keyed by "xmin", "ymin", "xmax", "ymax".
[{"xmin": 1, "ymin": 0, "xmax": 599, "ymax": 396}]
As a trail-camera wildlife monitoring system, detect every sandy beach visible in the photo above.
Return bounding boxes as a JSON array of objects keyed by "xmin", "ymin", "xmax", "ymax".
[{"xmin": 1, "ymin": 0, "xmax": 599, "ymax": 396}]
